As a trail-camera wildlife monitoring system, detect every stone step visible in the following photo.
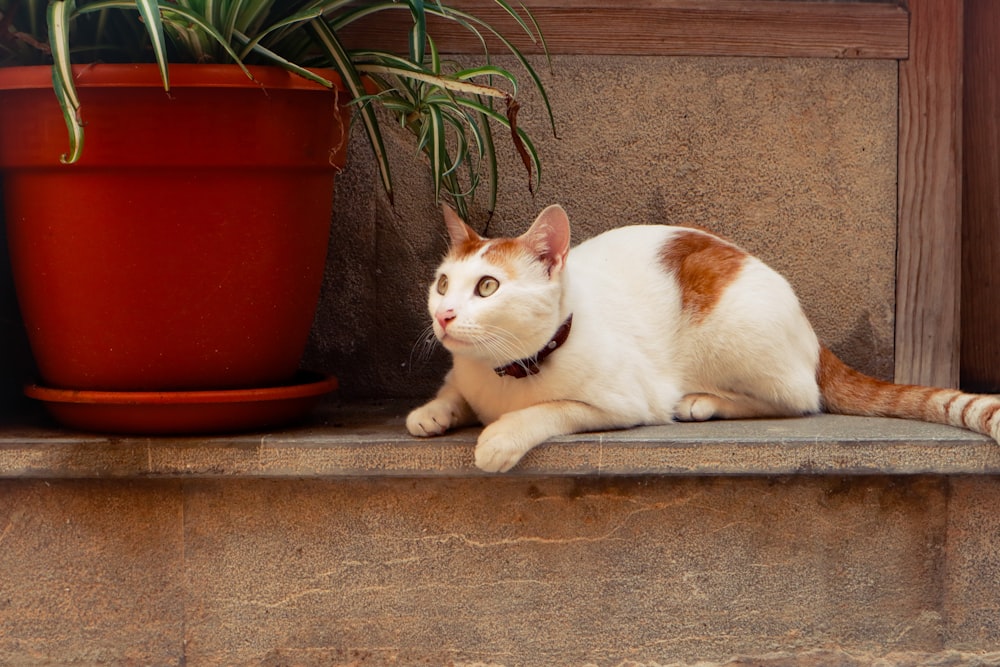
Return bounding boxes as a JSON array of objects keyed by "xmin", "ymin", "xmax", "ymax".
[{"xmin": 1, "ymin": 400, "xmax": 998, "ymax": 478}]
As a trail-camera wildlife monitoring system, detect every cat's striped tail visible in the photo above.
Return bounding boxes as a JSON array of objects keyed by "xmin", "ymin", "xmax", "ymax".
[{"xmin": 817, "ymin": 346, "xmax": 1000, "ymax": 443}]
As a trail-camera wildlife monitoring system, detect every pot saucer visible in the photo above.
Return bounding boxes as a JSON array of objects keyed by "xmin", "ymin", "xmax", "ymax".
[{"xmin": 25, "ymin": 371, "xmax": 337, "ymax": 435}]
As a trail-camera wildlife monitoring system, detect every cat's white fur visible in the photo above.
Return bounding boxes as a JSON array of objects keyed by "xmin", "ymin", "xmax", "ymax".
[{"xmin": 408, "ymin": 205, "xmax": 1000, "ymax": 472}]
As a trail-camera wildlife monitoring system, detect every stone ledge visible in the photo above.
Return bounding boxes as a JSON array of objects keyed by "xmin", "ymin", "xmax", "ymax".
[
  {"xmin": 2, "ymin": 400, "xmax": 998, "ymax": 479},
  {"xmin": 227, "ymin": 650, "xmax": 1000, "ymax": 667},
  {"xmin": 605, "ymin": 650, "xmax": 1000, "ymax": 667}
]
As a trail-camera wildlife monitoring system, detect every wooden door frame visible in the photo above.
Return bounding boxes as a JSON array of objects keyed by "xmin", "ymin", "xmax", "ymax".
[{"xmin": 895, "ymin": 0, "xmax": 963, "ymax": 388}]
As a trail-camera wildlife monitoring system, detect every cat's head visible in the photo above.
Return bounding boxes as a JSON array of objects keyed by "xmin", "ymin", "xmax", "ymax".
[{"xmin": 428, "ymin": 204, "xmax": 571, "ymax": 365}]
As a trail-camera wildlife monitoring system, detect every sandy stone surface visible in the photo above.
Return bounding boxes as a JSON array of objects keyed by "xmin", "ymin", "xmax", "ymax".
[{"xmin": 5, "ymin": 474, "xmax": 1000, "ymax": 664}]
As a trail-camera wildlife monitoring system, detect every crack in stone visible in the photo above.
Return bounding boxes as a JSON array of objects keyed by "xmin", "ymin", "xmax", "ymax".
[
  {"xmin": 223, "ymin": 578, "xmax": 557, "ymax": 610},
  {"xmin": 409, "ymin": 501, "xmax": 677, "ymax": 548}
]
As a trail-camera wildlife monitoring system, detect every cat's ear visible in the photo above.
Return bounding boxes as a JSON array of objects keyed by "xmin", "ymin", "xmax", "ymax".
[
  {"xmin": 442, "ymin": 205, "xmax": 482, "ymax": 247},
  {"xmin": 521, "ymin": 204, "xmax": 571, "ymax": 277}
]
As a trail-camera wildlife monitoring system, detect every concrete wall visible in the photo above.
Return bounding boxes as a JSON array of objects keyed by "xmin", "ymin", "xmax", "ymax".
[
  {"xmin": 305, "ymin": 55, "xmax": 898, "ymax": 400},
  {"xmin": 3, "ymin": 474, "xmax": 1000, "ymax": 665}
]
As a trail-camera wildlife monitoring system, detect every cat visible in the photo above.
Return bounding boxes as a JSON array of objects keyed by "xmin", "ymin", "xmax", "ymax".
[{"xmin": 407, "ymin": 204, "xmax": 1000, "ymax": 473}]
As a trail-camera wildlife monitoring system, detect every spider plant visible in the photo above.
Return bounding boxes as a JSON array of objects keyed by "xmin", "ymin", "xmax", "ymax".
[{"xmin": 0, "ymin": 0, "xmax": 555, "ymax": 218}]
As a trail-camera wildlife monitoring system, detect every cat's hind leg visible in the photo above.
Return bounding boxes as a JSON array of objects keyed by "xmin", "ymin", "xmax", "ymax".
[{"xmin": 675, "ymin": 392, "xmax": 811, "ymax": 422}]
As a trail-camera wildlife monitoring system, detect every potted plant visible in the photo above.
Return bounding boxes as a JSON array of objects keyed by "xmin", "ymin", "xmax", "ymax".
[{"xmin": 0, "ymin": 0, "xmax": 553, "ymax": 433}]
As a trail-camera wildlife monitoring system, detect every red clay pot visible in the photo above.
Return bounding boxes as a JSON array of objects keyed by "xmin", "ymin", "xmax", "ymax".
[{"xmin": 0, "ymin": 64, "xmax": 351, "ymax": 392}]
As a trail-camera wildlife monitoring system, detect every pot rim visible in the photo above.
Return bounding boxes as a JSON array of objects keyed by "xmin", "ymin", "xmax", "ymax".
[
  {"xmin": 25, "ymin": 371, "xmax": 338, "ymax": 406},
  {"xmin": 0, "ymin": 62, "xmax": 347, "ymax": 93}
]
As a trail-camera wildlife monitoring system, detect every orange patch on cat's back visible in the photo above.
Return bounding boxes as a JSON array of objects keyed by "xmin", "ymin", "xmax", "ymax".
[{"xmin": 660, "ymin": 229, "xmax": 749, "ymax": 322}]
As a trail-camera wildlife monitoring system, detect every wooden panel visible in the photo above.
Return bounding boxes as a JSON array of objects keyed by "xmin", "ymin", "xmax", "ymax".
[
  {"xmin": 960, "ymin": 0, "xmax": 1000, "ymax": 392},
  {"xmin": 895, "ymin": 0, "xmax": 963, "ymax": 387},
  {"xmin": 339, "ymin": 0, "xmax": 909, "ymax": 58}
]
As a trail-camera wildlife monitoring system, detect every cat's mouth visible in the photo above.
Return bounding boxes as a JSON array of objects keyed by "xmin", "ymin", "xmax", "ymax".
[
  {"xmin": 437, "ymin": 330, "xmax": 469, "ymax": 348},
  {"xmin": 438, "ymin": 330, "xmax": 495, "ymax": 360}
]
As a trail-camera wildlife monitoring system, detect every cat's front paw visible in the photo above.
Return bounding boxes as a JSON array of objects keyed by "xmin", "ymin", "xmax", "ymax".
[
  {"xmin": 475, "ymin": 424, "xmax": 531, "ymax": 473},
  {"xmin": 406, "ymin": 399, "xmax": 458, "ymax": 437}
]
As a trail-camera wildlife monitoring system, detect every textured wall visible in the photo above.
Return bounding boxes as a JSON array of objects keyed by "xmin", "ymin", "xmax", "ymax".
[
  {"xmin": 305, "ymin": 55, "xmax": 898, "ymax": 399},
  {"xmin": 3, "ymin": 475, "xmax": 1000, "ymax": 664}
]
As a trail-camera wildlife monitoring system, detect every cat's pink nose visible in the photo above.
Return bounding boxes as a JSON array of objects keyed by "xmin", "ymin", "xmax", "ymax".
[{"xmin": 436, "ymin": 309, "xmax": 457, "ymax": 330}]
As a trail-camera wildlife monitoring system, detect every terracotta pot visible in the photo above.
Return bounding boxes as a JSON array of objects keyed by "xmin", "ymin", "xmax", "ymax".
[{"xmin": 0, "ymin": 64, "xmax": 350, "ymax": 393}]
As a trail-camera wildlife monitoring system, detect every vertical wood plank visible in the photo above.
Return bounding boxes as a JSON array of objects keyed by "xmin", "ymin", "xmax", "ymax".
[
  {"xmin": 960, "ymin": 0, "xmax": 1000, "ymax": 392},
  {"xmin": 895, "ymin": 0, "xmax": 963, "ymax": 387}
]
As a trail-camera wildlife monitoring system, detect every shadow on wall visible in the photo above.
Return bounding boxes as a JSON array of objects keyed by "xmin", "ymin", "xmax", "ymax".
[{"xmin": 0, "ymin": 188, "xmax": 36, "ymax": 417}]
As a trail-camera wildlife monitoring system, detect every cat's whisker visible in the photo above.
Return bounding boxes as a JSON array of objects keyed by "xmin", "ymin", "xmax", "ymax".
[
  {"xmin": 407, "ymin": 325, "xmax": 441, "ymax": 369},
  {"xmin": 477, "ymin": 325, "xmax": 529, "ymax": 365}
]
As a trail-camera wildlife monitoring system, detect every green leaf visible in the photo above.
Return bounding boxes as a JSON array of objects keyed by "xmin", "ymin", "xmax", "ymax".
[
  {"xmin": 221, "ymin": 0, "xmax": 248, "ymax": 42},
  {"xmin": 354, "ymin": 64, "xmax": 510, "ymax": 99},
  {"xmin": 27, "ymin": 0, "xmax": 553, "ymax": 210},
  {"xmin": 235, "ymin": 30, "xmax": 331, "ymax": 86},
  {"xmin": 429, "ymin": 4, "xmax": 557, "ymax": 137},
  {"xmin": 427, "ymin": 103, "xmax": 446, "ymax": 203},
  {"xmin": 483, "ymin": 0, "xmax": 539, "ymax": 46},
  {"xmin": 50, "ymin": 59, "xmax": 85, "ymax": 164},
  {"xmin": 236, "ymin": 5, "xmax": 325, "ymax": 61},
  {"xmin": 306, "ymin": 17, "xmax": 394, "ymax": 204},
  {"xmin": 455, "ymin": 96, "xmax": 541, "ymax": 194},
  {"xmin": 47, "ymin": 0, "xmax": 78, "ymax": 110},
  {"xmin": 232, "ymin": 0, "xmax": 276, "ymax": 34},
  {"xmin": 407, "ymin": 0, "xmax": 426, "ymax": 65},
  {"xmin": 476, "ymin": 105, "xmax": 499, "ymax": 217},
  {"xmin": 46, "ymin": 0, "xmax": 84, "ymax": 164},
  {"xmin": 135, "ymin": 0, "xmax": 169, "ymax": 89},
  {"xmin": 157, "ymin": 6, "xmax": 254, "ymax": 78},
  {"xmin": 455, "ymin": 65, "xmax": 519, "ymax": 94},
  {"xmin": 427, "ymin": 30, "xmax": 439, "ymax": 76}
]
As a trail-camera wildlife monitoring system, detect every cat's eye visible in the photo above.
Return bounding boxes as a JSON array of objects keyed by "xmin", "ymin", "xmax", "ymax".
[
  {"xmin": 476, "ymin": 276, "xmax": 500, "ymax": 297},
  {"xmin": 436, "ymin": 274, "xmax": 449, "ymax": 295}
]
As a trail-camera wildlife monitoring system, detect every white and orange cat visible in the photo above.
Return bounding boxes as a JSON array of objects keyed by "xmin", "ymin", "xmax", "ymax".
[{"xmin": 407, "ymin": 204, "xmax": 1000, "ymax": 472}]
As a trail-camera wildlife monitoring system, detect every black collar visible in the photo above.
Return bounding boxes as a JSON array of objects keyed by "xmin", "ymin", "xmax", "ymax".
[{"xmin": 494, "ymin": 315, "xmax": 573, "ymax": 379}]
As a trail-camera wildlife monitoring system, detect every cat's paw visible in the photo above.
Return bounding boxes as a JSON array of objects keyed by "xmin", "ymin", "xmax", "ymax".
[
  {"xmin": 406, "ymin": 399, "xmax": 458, "ymax": 437},
  {"xmin": 475, "ymin": 424, "xmax": 530, "ymax": 473},
  {"xmin": 674, "ymin": 393, "xmax": 720, "ymax": 422}
]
